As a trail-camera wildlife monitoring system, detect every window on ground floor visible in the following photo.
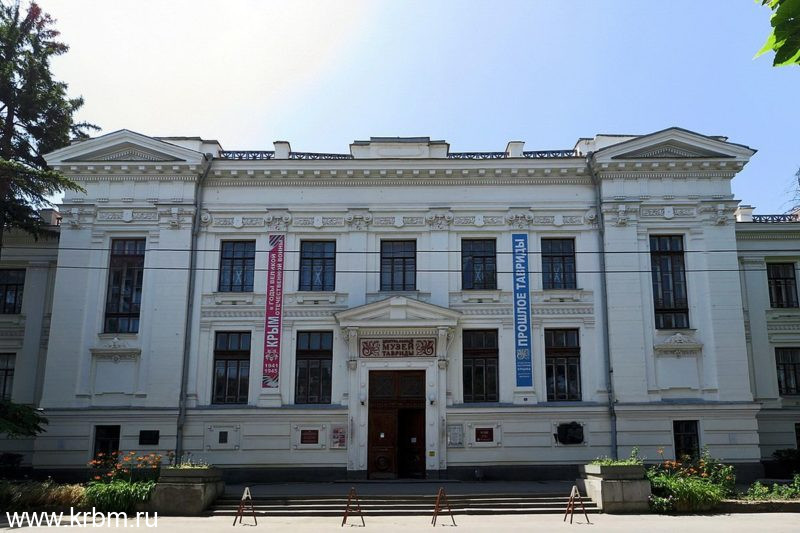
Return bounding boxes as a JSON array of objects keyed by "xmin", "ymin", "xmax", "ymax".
[
  {"xmin": 673, "ymin": 420, "xmax": 699, "ymax": 460},
  {"xmin": 0, "ymin": 353, "xmax": 14, "ymax": 400},
  {"xmin": 93, "ymin": 425, "xmax": 120, "ymax": 457},
  {"xmin": 776, "ymin": 347, "xmax": 800, "ymax": 396},
  {"xmin": 295, "ymin": 331, "xmax": 333, "ymax": 404},
  {"xmin": 462, "ymin": 330, "xmax": 498, "ymax": 403},
  {"xmin": 212, "ymin": 331, "xmax": 251, "ymax": 404},
  {"xmin": 545, "ymin": 329, "xmax": 581, "ymax": 401},
  {"xmin": 795, "ymin": 423, "xmax": 800, "ymax": 448}
]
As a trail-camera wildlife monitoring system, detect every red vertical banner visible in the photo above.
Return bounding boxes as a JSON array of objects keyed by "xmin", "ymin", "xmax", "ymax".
[{"xmin": 262, "ymin": 234, "xmax": 285, "ymax": 388}]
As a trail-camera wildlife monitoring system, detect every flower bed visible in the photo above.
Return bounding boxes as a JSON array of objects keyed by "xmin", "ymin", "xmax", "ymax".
[{"xmin": 647, "ymin": 448, "xmax": 735, "ymax": 513}]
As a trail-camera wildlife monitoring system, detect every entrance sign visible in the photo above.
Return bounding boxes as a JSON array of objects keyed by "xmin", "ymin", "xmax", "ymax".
[
  {"xmin": 262, "ymin": 234, "xmax": 285, "ymax": 388},
  {"xmin": 512, "ymin": 234, "xmax": 533, "ymax": 387},
  {"xmin": 359, "ymin": 338, "xmax": 435, "ymax": 358}
]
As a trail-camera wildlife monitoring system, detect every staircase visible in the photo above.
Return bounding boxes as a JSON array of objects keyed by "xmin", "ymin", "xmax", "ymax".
[{"xmin": 210, "ymin": 492, "xmax": 598, "ymax": 517}]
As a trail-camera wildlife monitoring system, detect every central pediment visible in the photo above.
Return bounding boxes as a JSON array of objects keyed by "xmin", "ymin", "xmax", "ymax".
[{"xmin": 335, "ymin": 296, "xmax": 461, "ymax": 328}]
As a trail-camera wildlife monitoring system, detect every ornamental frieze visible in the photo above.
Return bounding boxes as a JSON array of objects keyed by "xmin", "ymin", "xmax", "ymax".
[{"xmin": 359, "ymin": 338, "xmax": 436, "ymax": 358}]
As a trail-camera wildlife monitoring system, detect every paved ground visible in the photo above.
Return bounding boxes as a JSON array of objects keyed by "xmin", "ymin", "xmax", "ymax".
[
  {"xmin": 4, "ymin": 513, "xmax": 799, "ymax": 532},
  {"xmin": 224, "ymin": 480, "xmax": 575, "ymax": 497}
]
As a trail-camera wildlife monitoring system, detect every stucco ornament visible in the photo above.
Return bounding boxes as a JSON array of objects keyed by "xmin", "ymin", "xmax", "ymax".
[
  {"xmin": 425, "ymin": 212, "xmax": 453, "ymax": 230},
  {"xmin": 653, "ymin": 332, "xmax": 703, "ymax": 357},
  {"xmin": 506, "ymin": 213, "xmax": 533, "ymax": 229},
  {"xmin": 344, "ymin": 213, "xmax": 372, "ymax": 230}
]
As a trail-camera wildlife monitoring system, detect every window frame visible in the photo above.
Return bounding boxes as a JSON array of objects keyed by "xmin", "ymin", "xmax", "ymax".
[
  {"xmin": 541, "ymin": 238, "xmax": 577, "ymax": 290},
  {"xmin": 299, "ymin": 240, "xmax": 336, "ymax": 292},
  {"xmin": 93, "ymin": 425, "xmax": 121, "ymax": 457},
  {"xmin": 673, "ymin": 420, "xmax": 700, "ymax": 460},
  {"xmin": 776, "ymin": 347, "xmax": 800, "ymax": 396},
  {"xmin": 294, "ymin": 331, "xmax": 333, "ymax": 405},
  {"xmin": 545, "ymin": 329, "xmax": 581, "ymax": 401},
  {"xmin": 461, "ymin": 239, "xmax": 497, "ymax": 290},
  {"xmin": 212, "ymin": 331, "xmax": 252, "ymax": 405},
  {"xmin": 104, "ymin": 239, "xmax": 146, "ymax": 334},
  {"xmin": 650, "ymin": 235, "xmax": 690, "ymax": 329},
  {"xmin": 462, "ymin": 330, "xmax": 499, "ymax": 403},
  {"xmin": 767, "ymin": 263, "xmax": 799, "ymax": 309},
  {"xmin": 0, "ymin": 353, "xmax": 15, "ymax": 401},
  {"xmin": 0, "ymin": 269, "xmax": 25, "ymax": 314},
  {"xmin": 380, "ymin": 240, "xmax": 416, "ymax": 291},
  {"xmin": 218, "ymin": 240, "xmax": 256, "ymax": 293}
]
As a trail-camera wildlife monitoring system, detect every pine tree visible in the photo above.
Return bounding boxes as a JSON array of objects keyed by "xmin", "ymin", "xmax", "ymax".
[{"xmin": 0, "ymin": 0, "xmax": 97, "ymax": 251}]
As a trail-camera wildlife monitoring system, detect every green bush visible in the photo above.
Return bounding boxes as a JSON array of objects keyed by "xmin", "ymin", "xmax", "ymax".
[
  {"xmin": 743, "ymin": 474, "xmax": 800, "ymax": 501},
  {"xmin": 84, "ymin": 480, "xmax": 155, "ymax": 513},
  {"xmin": 590, "ymin": 446, "xmax": 644, "ymax": 466},
  {"xmin": 0, "ymin": 480, "xmax": 86, "ymax": 511},
  {"xmin": 649, "ymin": 474, "xmax": 725, "ymax": 512}
]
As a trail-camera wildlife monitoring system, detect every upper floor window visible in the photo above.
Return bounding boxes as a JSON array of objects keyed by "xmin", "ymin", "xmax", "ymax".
[
  {"xmin": 0, "ymin": 353, "xmax": 14, "ymax": 401},
  {"xmin": 299, "ymin": 241, "xmax": 336, "ymax": 291},
  {"xmin": 545, "ymin": 329, "xmax": 581, "ymax": 401},
  {"xmin": 776, "ymin": 347, "xmax": 800, "ymax": 396},
  {"xmin": 542, "ymin": 239, "xmax": 576, "ymax": 290},
  {"xmin": 767, "ymin": 263, "xmax": 798, "ymax": 308},
  {"xmin": 461, "ymin": 239, "xmax": 497, "ymax": 290},
  {"xmin": 650, "ymin": 235, "xmax": 689, "ymax": 329},
  {"xmin": 0, "ymin": 270, "xmax": 25, "ymax": 314},
  {"xmin": 219, "ymin": 241, "xmax": 255, "ymax": 292},
  {"xmin": 105, "ymin": 239, "xmax": 145, "ymax": 333},
  {"xmin": 462, "ymin": 330, "xmax": 498, "ymax": 403},
  {"xmin": 295, "ymin": 331, "xmax": 332, "ymax": 404},
  {"xmin": 380, "ymin": 240, "xmax": 416, "ymax": 291},
  {"xmin": 213, "ymin": 331, "xmax": 251, "ymax": 404}
]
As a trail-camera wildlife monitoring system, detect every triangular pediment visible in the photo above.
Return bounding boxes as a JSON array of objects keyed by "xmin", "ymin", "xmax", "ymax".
[
  {"xmin": 335, "ymin": 296, "xmax": 461, "ymax": 328},
  {"xmin": 44, "ymin": 129, "xmax": 206, "ymax": 166},
  {"xmin": 594, "ymin": 127, "xmax": 756, "ymax": 163}
]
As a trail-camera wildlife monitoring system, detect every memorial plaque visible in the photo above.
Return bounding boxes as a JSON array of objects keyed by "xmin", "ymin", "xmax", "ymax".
[
  {"xmin": 300, "ymin": 429, "xmax": 319, "ymax": 444},
  {"xmin": 475, "ymin": 428, "xmax": 494, "ymax": 443}
]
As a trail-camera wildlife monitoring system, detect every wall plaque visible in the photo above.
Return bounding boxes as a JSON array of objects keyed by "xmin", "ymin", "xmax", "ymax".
[
  {"xmin": 475, "ymin": 428, "xmax": 494, "ymax": 443},
  {"xmin": 360, "ymin": 338, "xmax": 436, "ymax": 358},
  {"xmin": 300, "ymin": 429, "xmax": 319, "ymax": 444}
]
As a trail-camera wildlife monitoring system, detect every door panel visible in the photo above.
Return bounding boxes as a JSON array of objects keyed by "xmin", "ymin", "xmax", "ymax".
[{"xmin": 397, "ymin": 408, "xmax": 425, "ymax": 478}]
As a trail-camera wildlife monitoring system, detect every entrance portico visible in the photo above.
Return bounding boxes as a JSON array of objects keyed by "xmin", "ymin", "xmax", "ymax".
[{"xmin": 335, "ymin": 296, "xmax": 461, "ymax": 478}]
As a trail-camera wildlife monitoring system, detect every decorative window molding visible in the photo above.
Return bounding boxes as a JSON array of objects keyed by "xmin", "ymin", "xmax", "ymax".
[{"xmin": 653, "ymin": 332, "xmax": 703, "ymax": 357}]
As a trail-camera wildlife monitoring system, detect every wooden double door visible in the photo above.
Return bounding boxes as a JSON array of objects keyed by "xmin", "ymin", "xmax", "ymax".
[{"xmin": 367, "ymin": 370, "xmax": 426, "ymax": 479}]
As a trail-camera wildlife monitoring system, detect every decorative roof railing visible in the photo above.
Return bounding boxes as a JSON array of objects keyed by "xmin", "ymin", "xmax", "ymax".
[
  {"xmin": 751, "ymin": 214, "xmax": 800, "ymax": 223},
  {"xmin": 447, "ymin": 152, "xmax": 508, "ymax": 159},
  {"xmin": 523, "ymin": 149, "xmax": 580, "ymax": 158},
  {"xmin": 288, "ymin": 152, "xmax": 354, "ymax": 160},
  {"xmin": 446, "ymin": 149, "xmax": 579, "ymax": 159},
  {"xmin": 218, "ymin": 150, "xmax": 275, "ymax": 160}
]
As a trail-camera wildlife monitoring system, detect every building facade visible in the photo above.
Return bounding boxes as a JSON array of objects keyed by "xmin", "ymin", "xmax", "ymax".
[{"xmin": 5, "ymin": 127, "xmax": 796, "ymax": 480}]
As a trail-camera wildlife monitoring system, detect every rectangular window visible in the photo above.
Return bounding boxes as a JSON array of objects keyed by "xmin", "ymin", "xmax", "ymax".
[
  {"xmin": 299, "ymin": 241, "xmax": 336, "ymax": 291},
  {"xmin": 0, "ymin": 270, "xmax": 25, "ymax": 314},
  {"xmin": 542, "ymin": 239, "xmax": 577, "ymax": 290},
  {"xmin": 0, "ymin": 353, "xmax": 14, "ymax": 401},
  {"xmin": 545, "ymin": 329, "xmax": 581, "ymax": 401},
  {"xmin": 380, "ymin": 240, "xmax": 416, "ymax": 291},
  {"xmin": 650, "ymin": 235, "xmax": 689, "ymax": 329},
  {"xmin": 462, "ymin": 330, "xmax": 499, "ymax": 403},
  {"xmin": 104, "ymin": 239, "xmax": 146, "ymax": 333},
  {"xmin": 461, "ymin": 239, "xmax": 497, "ymax": 290},
  {"xmin": 795, "ymin": 423, "xmax": 800, "ymax": 448},
  {"xmin": 218, "ymin": 241, "xmax": 255, "ymax": 292},
  {"xmin": 212, "ymin": 331, "xmax": 251, "ymax": 404},
  {"xmin": 295, "ymin": 331, "xmax": 333, "ymax": 404},
  {"xmin": 138, "ymin": 430, "xmax": 160, "ymax": 446},
  {"xmin": 776, "ymin": 347, "xmax": 800, "ymax": 396},
  {"xmin": 93, "ymin": 425, "xmax": 120, "ymax": 457},
  {"xmin": 767, "ymin": 263, "xmax": 799, "ymax": 308},
  {"xmin": 673, "ymin": 420, "xmax": 700, "ymax": 459}
]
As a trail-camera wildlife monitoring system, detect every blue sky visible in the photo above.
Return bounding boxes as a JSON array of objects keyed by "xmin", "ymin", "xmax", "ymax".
[{"xmin": 45, "ymin": 0, "xmax": 799, "ymax": 213}]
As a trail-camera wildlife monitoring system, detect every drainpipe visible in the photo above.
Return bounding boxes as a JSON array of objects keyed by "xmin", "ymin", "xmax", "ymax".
[
  {"xmin": 175, "ymin": 154, "xmax": 214, "ymax": 458},
  {"xmin": 586, "ymin": 152, "xmax": 618, "ymax": 460}
]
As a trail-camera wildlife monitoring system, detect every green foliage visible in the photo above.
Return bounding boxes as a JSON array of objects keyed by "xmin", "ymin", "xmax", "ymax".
[
  {"xmin": 757, "ymin": 0, "xmax": 800, "ymax": 66},
  {"xmin": 743, "ymin": 474, "xmax": 800, "ymax": 500},
  {"xmin": 0, "ymin": 399, "xmax": 47, "ymax": 437},
  {"xmin": 647, "ymin": 447, "xmax": 736, "ymax": 513},
  {"xmin": 0, "ymin": 0, "xmax": 96, "ymax": 241},
  {"xmin": 0, "ymin": 479, "xmax": 86, "ymax": 510},
  {"xmin": 164, "ymin": 450, "xmax": 211, "ymax": 469},
  {"xmin": 589, "ymin": 446, "xmax": 644, "ymax": 466},
  {"xmin": 84, "ymin": 480, "xmax": 154, "ymax": 513}
]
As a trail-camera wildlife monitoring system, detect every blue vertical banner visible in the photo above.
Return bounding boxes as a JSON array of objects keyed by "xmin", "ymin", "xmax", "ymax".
[{"xmin": 512, "ymin": 234, "xmax": 533, "ymax": 387}]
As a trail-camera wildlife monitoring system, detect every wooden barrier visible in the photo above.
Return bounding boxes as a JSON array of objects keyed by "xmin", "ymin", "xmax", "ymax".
[
  {"xmin": 341, "ymin": 486, "xmax": 365, "ymax": 527},
  {"xmin": 233, "ymin": 486, "xmax": 258, "ymax": 526},
  {"xmin": 431, "ymin": 486, "xmax": 456, "ymax": 527},
  {"xmin": 563, "ymin": 485, "xmax": 591, "ymax": 524}
]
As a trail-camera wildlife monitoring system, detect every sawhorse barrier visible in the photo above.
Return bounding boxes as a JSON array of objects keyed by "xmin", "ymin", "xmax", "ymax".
[
  {"xmin": 233, "ymin": 486, "xmax": 258, "ymax": 526},
  {"xmin": 342, "ymin": 486, "xmax": 365, "ymax": 527},
  {"xmin": 563, "ymin": 485, "xmax": 591, "ymax": 525},
  {"xmin": 431, "ymin": 486, "xmax": 456, "ymax": 527}
]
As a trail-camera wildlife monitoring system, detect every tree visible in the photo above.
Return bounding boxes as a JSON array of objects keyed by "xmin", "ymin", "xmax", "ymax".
[
  {"xmin": 757, "ymin": 0, "xmax": 800, "ymax": 66},
  {"xmin": 0, "ymin": 400, "xmax": 47, "ymax": 437},
  {"xmin": 0, "ymin": 0, "xmax": 96, "ymax": 251}
]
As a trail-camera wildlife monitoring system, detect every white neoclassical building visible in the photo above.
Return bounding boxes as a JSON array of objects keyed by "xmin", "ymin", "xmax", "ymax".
[{"xmin": 2, "ymin": 127, "xmax": 797, "ymax": 480}]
